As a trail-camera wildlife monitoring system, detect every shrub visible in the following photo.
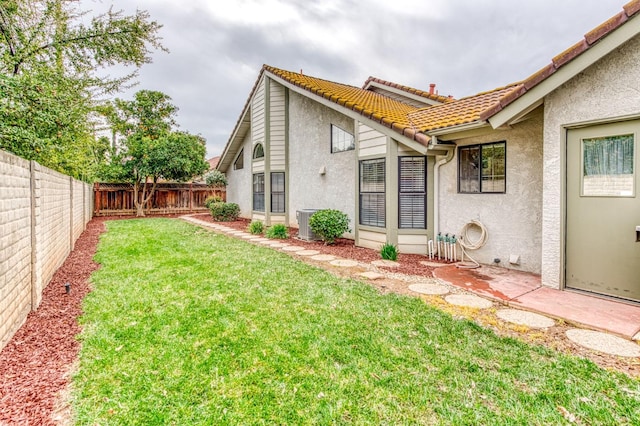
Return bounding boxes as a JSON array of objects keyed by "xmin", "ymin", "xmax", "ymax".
[
  {"xmin": 204, "ymin": 195, "xmax": 224, "ymax": 209},
  {"xmin": 209, "ymin": 202, "xmax": 240, "ymax": 221},
  {"xmin": 248, "ymin": 220, "xmax": 264, "ymax": 235},
  {"xmin": 308, "ymin": 209, "xmax": 350, "ymax": 245},
  {"xmin": 380, "ymin": 242, "xmax": 399, "ymax": 261},
  {"xmin": 266, "ymin": 224, "xmax": 288, "ymax": 239},
  {"xmin": 204, "ymin": 169, "xmax": 228, "ymax": 187}
]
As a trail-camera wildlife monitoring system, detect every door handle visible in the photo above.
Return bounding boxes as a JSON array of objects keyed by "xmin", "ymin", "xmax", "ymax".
[{"xmin": 637, "ymin": 226, "xmax": 640, "ymax": 242}]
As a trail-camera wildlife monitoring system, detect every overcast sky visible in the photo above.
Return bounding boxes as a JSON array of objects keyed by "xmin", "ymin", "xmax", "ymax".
[{"xmin": 81, "ymin": 0, "xmax": 624, "ymax": 158}]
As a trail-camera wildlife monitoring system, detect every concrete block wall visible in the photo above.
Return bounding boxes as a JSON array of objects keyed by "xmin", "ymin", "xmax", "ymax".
[{"xmin": 0, "ymin": 149, "xmax": 93, "ymax": 351}]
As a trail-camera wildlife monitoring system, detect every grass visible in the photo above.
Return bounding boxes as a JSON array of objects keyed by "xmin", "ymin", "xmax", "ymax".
[{"xmin": 73, "ymin": 218, "xmax": 640, "ymax": 425}]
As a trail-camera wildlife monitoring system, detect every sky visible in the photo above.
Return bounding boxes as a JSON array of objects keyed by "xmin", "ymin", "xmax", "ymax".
[{"xmin": 80, "ymin": 0, "xmax": 624, "ymax": 159}]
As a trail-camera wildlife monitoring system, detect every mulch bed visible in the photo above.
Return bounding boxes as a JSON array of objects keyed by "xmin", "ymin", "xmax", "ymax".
[
  {"xmin": 1, "ymin": 214, "xmax": 638, "ymax": 424},
  {"xmin": 0, "ymin": 218, "xmax": 106, "ymax": 425}
]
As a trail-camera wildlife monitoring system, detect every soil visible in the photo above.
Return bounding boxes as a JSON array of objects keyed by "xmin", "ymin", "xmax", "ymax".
[{"xmin": 0, "ymin": 214, "xmax": 638, "ymax": 425}]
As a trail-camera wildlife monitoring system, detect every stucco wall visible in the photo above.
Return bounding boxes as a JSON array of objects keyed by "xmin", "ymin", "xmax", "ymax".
[
  {"xmin": 288, "ymin": 91, "xmax": 356, "ymax": 234},
  {"xmin": 439, "ymin": 110, "xmax": 544, "ymax": 273},
  {"xmin": 542, "ymin": 33, "xmax": 640, "ymax": 288},
  {"xmin": 225, "ymin": 133, "xmax": 252, "ymax": 219}
]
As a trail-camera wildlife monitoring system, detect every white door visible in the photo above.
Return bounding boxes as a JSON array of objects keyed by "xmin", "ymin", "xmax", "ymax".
[{"xmin": 566, "ymin": 120, "xmax": 640, "ymax": 302}]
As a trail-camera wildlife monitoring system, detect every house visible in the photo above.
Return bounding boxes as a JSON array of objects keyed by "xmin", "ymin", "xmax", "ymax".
[{"xmin": 217, "ymin": 0, "xmax": 640, "ymax": 303}]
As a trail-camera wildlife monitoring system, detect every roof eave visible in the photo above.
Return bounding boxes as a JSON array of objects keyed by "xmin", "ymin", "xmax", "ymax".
[{"xmin": 488, "ymin": 10, "xmax": 640, "ymax": 129}]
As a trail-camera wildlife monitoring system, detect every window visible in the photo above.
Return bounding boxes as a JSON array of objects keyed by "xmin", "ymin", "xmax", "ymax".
[
  {"xmin": 253, "ymin": 143, "xmax": 264, "ymax": 159},
  {"xmin": 233, "ymin": 149, "xmax": 244, "ymax": 170},
  {"xmin": 253, "ymin": 173, "xmax": 264, "ymax": 211},
  {"xmin": 582, "ymin": 134, "xmax": 634, "ymax": 196},
  {"xmin": 331, "ymin": 124, "xmax": 355, "ymax": 153},
  {"xmin": 458, "ymin": 141, "xmax": 506, "ymax": 193},
  {"xmin": 399, "ymin": 156, "xmax": 426, "ymax": 229},
  {"xmin": 359, "ymin": 158, "xmax": 385, "ymax": 227},
  {"xmin": 271, "ymin": 172, "xmax": 285, "ymax": 213}
]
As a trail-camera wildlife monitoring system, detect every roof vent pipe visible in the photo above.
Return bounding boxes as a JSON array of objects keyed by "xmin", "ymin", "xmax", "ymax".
[{"xmin": 429, "ymin": 83, "xmax": 436, "ymax": 95}]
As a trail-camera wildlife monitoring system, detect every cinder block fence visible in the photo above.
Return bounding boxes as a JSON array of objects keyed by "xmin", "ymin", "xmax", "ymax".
[{"xmin": 0, "ymin": 149, "xmax": 92, "ymax": 351}]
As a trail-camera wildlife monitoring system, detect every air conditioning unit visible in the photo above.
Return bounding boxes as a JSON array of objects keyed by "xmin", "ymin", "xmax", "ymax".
[{"xmin": 296, "ymin": 209, "xmax": 320, "ymax": 241}]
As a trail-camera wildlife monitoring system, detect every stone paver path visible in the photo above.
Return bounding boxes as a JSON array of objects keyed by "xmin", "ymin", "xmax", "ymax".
[
  {"xmin": 566, "ymin": 329, "xmax": 640, "ymax": 357},
  {"xmin": 281, "ymin": 245, "xmax": 305, "ymax": 252},
  {"xmin": 496, "ymin": 309, "xmax": 555, "ymax": 329},
  {"xmin": 372, "ymin": 259, "xmax": 400, "ymax": 268},
  {"xmin": 330, "ymin": 259, "xmax": 359, "ymax": 268},
  {"xmin": 296, "ymin": 250, "xmax": 320, "ymax": 256},
  {"xmin": 445, "ymin": 294, "xmax": 493, "ymax": 309},
  {"xmin": 310, "ymin": 254, "xmax": 336, "ymax": 262},
  {"xmin": 359, "ymin": 271, "xmax": 384, "ymax": 280},
  {"xmin": 409, "ymin": 282, "xmax": 450, "ymax": 295}
]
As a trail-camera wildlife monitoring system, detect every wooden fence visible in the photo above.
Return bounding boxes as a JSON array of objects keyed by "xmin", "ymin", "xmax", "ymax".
[{"xmin": 94, "ymin": 182, "xmax": 225, "ymax": 216}]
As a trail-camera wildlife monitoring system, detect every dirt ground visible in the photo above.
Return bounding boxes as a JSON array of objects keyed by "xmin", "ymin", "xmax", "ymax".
[{"xmin": 0, "ymin": 214, "xmax": 638, "ymax": 425}]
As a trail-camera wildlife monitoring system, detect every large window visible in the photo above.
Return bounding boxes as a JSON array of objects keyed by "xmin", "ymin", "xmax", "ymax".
[
  {"xmin": 458, "ymin": 141, "xmax": 506, "ymax": 193},
  {"xmin": 331, "ymin": 124, "xmax": 355, "ymax": 153},
  {"xmin": 271, "ymin": 172, "xmax": 285, "ymax": 213},
  {"xmin": 399, "ymin": 156, "xmax": 426, "ymax": 229},
  {"xmin": 359, "ymin": 158, "xmax": 385, "ymax": 227},
  {"xmin": 233, "ymin": 149, "xmax": 244, "ymax": 170},
  {"xmin": 253, "ymin": 173, "xmax": 265, "ymax": 211}
]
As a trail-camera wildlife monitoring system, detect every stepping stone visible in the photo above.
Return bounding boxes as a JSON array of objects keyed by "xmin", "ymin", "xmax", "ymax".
[
  {"xmin": 241, "ymin": 235, "xmax": 259, "ymax": 239},
  {"xmin": 252, "ymin": 238, "xmax": 269, "ymax": 242},
  {"xmin": 227, "ymin": 231, "xmax": 245, "ymax": 235},
  {"xmin": 634, "ymin": 332, "xmax": 640, "ymax": 342},
  {"xmin": 419, "ymin": 261, "xmax": 448, "ymax": 268},
  {"xmin": 496, "ymin": 309, "xmax": 555, "ymax": 329},
  {"xmin": 359, "ymin": 271, "xmax": 384, "ymax": 280},
  {"xmin": 409, "ymin": 283, "xmax": 450, "ymax": 295},
  {"xmin": 296, "ymin": 250, "xmax": 320, "ymax": 256},
  {"xmin": 269, "ymin": 242, "xmax": 289, "ymax": 248},
  {"xmin": 566, "ymin": 329, "xmax": 640, "ymax": 357},
  {"xmin": 310, "ymin": 254, "xmax": 336, "ymax": 262},
  {"xmin": 258, "ymin": 240, "xmax": 273, "ymax": 245},
  {"xmin": 330, "ymin": 259, "xmax": 359, "ymax": 268},
  {"xmin": 444, "ymin": 294, "xmax": 493, "ymax": 309},
  {"xmin": 281, "ymin": 245, "xmax": 305, "ymax": 252},
  {"xmin": 372, "ymin": 259, "xmax": 400, "ymax": 268}
]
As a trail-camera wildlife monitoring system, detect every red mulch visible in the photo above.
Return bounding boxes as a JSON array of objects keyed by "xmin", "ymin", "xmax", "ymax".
[
  {"xmin": 0, "ymin": 218, "xmax": 106, "ymax": 425},
  {"xmin": 191, "ymin": 213, "xmax": 446, "ymax": 277}
]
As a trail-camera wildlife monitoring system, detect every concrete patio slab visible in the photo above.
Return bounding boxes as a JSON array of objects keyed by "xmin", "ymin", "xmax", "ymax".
[
  {"xmin": 434, "ymin": 265, "xmax": 540, "ymax": 301},
  {"xmin": 566, "ymin": 329, "xmax": 640, "ymax": 357},
  {"xmin": 496, "ymin": 309, "xmax": 555, "ymax": 329},
  {"xmin": 511, "ymin": 287, "xmax": 640, "ymax": 339}
]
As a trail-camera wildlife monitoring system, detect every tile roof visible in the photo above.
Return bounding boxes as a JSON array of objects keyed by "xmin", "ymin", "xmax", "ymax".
[
  {"xmin": 265, "ymin": 65, "xmax": 427, "ymax": 143},
  {"xmin": 222, "ymin": 0, "xmax": 640, "ymax": 159},
  {"xmin": 362, "ymin": 77, "xmax": 454, "ymax": 104}
]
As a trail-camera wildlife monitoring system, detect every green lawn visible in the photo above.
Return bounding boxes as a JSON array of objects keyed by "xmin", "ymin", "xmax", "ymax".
[{"xmin": 73, "ymin": 218, "xmax": 640, "ymax": 425}]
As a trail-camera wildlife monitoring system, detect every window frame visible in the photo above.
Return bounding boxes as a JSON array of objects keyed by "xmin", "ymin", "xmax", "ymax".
[
  {"xmin": 253, "ymin": 143, "xmax": 264, "ymax": 159},
  {"xmin": 233, "ymin": 148, "xmax": 244, "ymax": 170},
  {"xmin": 359, "ymin": 158, "xmax": 386, "ymax": 227},
  {"xmin": 398, "ymin": 156, "xmax": 427, "ymax": 229},
  {"xmin": 331, "ymin": 124, "xmax": 355, "ymax": 153},
  {"xmin": 253, "ymin": 173, "xmax": 265, "ymax": 212},
  {"xmin": 458, "ymin": 141, "xmax": 506, "ymax": 194},
  {"xmin": 271, "ymin": 172, "xmax": 285, "ymax": 213}
]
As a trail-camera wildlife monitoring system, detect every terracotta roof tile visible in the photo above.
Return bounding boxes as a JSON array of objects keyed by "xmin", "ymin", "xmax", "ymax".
[
  {"xmin": 362, "ymin": 76, "xmax": 454, "ymax": 103},
  {"xmin": 624, "ymin": 0, "xmax": 640, "ymax": 17},
  {"xmin": 552, "ymin": 40, "xmax": 589, "ymax": 69},
  {"xmin": 585, "ymin": 12, "xmax": 628, "ymax": 45}
]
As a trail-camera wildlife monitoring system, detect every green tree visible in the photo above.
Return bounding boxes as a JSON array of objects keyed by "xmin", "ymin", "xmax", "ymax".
[
  {"xmin": 0, "ymin": 0, "xmax": 166, "ymax": 179},
  {"xmin": 101, "ymin": 90, "xmax": 209, "ymax": 216}
]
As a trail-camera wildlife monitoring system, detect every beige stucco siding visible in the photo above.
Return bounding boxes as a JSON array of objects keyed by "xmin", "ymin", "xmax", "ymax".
[
  {"xmin": 288, "ymin": 91, "xmax": 356, "ymax": 233},
  {"xmin": 225, "ymin": 133, "xmax": 252, "ymax": 219},
  {"xmin": 542, "ymin": 33, "xmax": 640, "ymax": 288},
  {"xmin": 439, "ymin": 110, "xmax": 543, "ymax": 273}
]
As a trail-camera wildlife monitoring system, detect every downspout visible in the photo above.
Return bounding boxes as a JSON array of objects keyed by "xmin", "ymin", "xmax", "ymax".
[{"xmin": 430, "ymin": 135, "xmax": 455, "ymax": 245}]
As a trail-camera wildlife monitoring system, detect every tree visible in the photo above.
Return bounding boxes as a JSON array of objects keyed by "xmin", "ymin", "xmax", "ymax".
[
  {"xmin": 0, "ymin": 0, "xmax": 166, "ymax": 179},
  {"xmin": 100, "ymin": 90, "xmax": 209, "ymax": 216}
]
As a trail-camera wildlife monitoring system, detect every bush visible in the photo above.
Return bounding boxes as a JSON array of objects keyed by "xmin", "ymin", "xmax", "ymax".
[
  {"xmin": 308, "ymin": 209, "xmax": 350, "ymax": 245},
  {"xmin": 209, "ymin": 202, "xmax": 240, "ymax": 221},
  {"xmin": 266, "ymin": 224, "xmax": 288, "ymax": 239},
  {"xmin": 204, "ymin": 170, "xmax": 228, "ymax": 187},
  {"xmin": 204, "ymin": 195, "xmax": 224, "ymax": 209},
  {"xmin": 248, "ymin": 220, "xmax": 264, "ymax": 235},
  {"xmin": 380, "ymin": 242, "xmax": 399, "ymax": 261}
]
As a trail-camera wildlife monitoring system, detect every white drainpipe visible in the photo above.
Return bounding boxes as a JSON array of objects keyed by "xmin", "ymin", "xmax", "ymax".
[{"xmin": 431, "ymin": 136, "xmax": 455, "ymax": 248}]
